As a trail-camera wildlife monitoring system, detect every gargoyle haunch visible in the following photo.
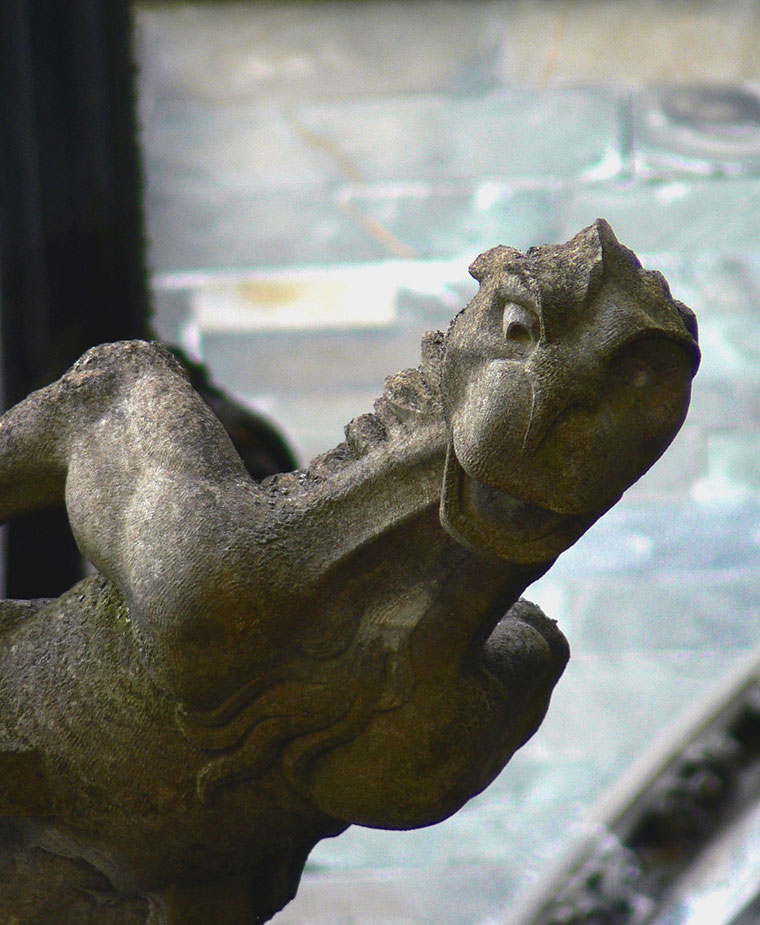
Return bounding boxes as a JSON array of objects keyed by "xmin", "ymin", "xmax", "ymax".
[{"xmin": 0, "ymin": 220, "xmax": 699, "ymax": 925}]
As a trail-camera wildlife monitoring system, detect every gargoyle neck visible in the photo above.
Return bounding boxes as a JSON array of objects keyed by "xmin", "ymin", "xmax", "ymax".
[
  {"xmin": 257, "ymin": 336, "xmax": 452, "ymax": 584},
  {"xmin": 281, "ymin": 415, "xmax": 450, "ymax": 584}
]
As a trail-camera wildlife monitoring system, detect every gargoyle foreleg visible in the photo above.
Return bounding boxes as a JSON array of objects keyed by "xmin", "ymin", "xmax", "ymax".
[
  {"xmin": 0, "ymin": 341, "xmax": 230, "ymax": 521},
  {"xmin": 0, "ymin": 342, "xmax": 259, "ymax": 698},
  {"xmin": 479, "ymin": 598, "xmax": 570, "ymax": 747}
]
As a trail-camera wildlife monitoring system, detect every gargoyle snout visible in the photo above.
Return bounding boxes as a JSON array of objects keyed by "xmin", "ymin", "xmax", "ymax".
[{"xmin": 520, "ymin": 353, "xmax": 604, "ymax": 457}]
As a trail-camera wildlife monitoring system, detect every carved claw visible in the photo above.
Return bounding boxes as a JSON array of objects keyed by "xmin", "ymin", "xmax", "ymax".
[{"xmin": 481, "ymin": 599, "xmax": 570, "ymax": 746}]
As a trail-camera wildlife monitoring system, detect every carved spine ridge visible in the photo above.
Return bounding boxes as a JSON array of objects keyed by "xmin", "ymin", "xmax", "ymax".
[
  {"xmin": 291, "ymin": 332, "xmax": 446, "ymax": 482},
  {"xmin": 344, "ymin": 413, "xmax": 387, "ymax": 457}
]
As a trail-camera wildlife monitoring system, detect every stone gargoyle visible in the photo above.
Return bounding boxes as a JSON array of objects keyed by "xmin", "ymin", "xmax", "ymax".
[{"xmin": 0, "ymin": 220, "xmax": 699, "ymax": 925}]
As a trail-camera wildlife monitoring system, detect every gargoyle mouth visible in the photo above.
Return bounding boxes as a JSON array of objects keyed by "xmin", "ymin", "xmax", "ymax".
[
  {"xmin": 439, "ymin": 442, "xmax": 595, "ymax": 563},
  {"xmin": 459, "ymin": 476, "xmax": 566, "ymax": 542}
]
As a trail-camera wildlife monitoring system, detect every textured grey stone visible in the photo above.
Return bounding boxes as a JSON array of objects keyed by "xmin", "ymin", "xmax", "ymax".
[
  {"xmin": 302, "ymin": 650, "xmax": 742, "ymax": 923},
  {"xmin": 131, "ymin": 4, "xmax": 760, "ymax": 922},
  {"xmin": 0, "ymin": 223, "xmax": 697, "ymax": 922}
]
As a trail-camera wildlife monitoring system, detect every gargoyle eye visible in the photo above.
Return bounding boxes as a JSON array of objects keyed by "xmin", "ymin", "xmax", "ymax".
[
  {"xmin": 502, "ymin": 302, "xmax": 539, "ymax": 355},
  {"xmin": 614, "ymin": 356, "xmax": 656, "ymax": 389},
  {"xmin": 611, "ymin": 337, "xmax": 691, "ymax": 391}
]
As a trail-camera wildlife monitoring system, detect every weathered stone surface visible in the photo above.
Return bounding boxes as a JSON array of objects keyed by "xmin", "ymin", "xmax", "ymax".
[{"xmin": 0, "ymin": 221, "xmax": 698, "ymax": 923}]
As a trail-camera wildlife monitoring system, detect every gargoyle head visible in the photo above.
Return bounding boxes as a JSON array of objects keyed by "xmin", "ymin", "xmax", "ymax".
[{"xmin": 440, "ymin": 219, "xmax": 699, "ymax": 564}]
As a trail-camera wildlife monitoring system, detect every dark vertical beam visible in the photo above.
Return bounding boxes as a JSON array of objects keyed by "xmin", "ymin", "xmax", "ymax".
[
  {"xmin": 0, "ymin": 0, "xmax": 51, "ymax": 390},
  {"xmin": 0, "ymin": 0, "xmax": 148, "ymax": 598}
]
